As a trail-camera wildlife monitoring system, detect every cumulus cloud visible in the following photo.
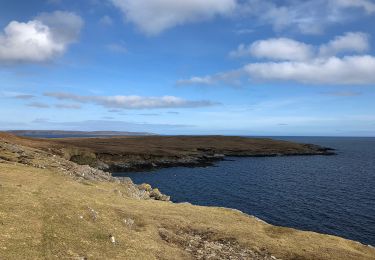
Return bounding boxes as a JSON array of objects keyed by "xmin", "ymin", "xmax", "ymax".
[
  {"xmin": 244, "ymin": 55, "xmax": 375, "ymax": 85},
  {"xmin": 0, "ymin": 11, "xmax": 83, "ymax": 63},
  {"xmin": 230, "ymin": 32, "xmax": 370, "ymax": 60},
  {"xmin": 181, "ymin": 32, "xmax": 375, "ymax": 85},
  {"xmin": 44, "ymin": 92, "xmax": 217, "ymax": 109},
  {"xmin": 319, "ymin": 32, "xmax": 370, "ymax": 57},
  {"xmin": 110, "ymin": 0, "xmax": 236, "ymax": 35},
  {"xmin": 230, "ymin": 38, "xmax": 313, "ymax": 61}
]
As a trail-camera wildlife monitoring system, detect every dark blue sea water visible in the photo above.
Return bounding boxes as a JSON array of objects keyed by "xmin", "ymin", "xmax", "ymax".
[{"xmin": 113, "ymin": 137, "xmax": 375, "ymax": 246}]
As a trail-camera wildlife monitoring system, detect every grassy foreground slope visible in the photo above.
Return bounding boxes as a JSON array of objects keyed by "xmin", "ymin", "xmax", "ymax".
[{"xmin": 0, "ymin": 134, "xmax": 374, "ymax": 259}]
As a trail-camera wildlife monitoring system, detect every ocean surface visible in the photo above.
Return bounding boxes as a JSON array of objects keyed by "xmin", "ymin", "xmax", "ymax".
[{"xmin": 113, "ymin": 137, "xmax": 375, "ymax": 246}]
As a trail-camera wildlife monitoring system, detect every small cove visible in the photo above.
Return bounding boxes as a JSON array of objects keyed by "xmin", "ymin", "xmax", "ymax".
[{"xmin": 113, "ymin": 137, "xmax": 375, "ymax": 246}]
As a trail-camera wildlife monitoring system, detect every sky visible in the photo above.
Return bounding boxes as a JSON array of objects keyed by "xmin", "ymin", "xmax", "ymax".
[{"xmin": 0, "ymin": 0, "xmax": 375, "ymax": 136}]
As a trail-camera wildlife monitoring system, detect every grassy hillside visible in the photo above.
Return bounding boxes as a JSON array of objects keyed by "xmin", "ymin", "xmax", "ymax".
[{"xmin": 0, "ymin": 133, "xmax": 374, "ymax": 259}]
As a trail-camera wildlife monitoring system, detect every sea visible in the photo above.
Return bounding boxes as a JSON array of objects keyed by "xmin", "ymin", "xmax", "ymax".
[{"xmin": 113, "ymin": 137, "xmax": 375, "ymax": 246}]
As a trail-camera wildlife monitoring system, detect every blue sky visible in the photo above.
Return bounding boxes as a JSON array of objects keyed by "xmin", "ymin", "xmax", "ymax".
[{"xmin": 0, "ymin": 0, "xmax": 375, "ymax": 136}]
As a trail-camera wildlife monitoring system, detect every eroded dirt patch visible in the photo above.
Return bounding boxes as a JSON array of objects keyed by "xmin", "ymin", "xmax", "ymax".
[{"xmin": 159, "ymin": 227, "xmax": 279, "ymax": 260}]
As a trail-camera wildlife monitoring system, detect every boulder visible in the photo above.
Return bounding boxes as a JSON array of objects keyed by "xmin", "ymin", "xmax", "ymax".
[
  {"xmin": 150, "ymin": 188, "xmax": 170, "ymax": 201},
  {"xmin": 138, "ymin": 183, "xmax": 152, "ymax": 192}
]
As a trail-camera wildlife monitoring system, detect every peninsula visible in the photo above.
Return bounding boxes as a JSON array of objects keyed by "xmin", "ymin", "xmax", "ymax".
[{"xmin": 6, "ymin": 134, "xmax": 335, "ymax": 172}]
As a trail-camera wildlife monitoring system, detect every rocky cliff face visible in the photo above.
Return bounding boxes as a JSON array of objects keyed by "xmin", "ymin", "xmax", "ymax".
[
  {"xmin": 0, "ymin": 134, "xmax": 170, "ymax": 201},
  {"xmin": 44, "ymin": 136, "xmax": 335, "ymax": 172}
]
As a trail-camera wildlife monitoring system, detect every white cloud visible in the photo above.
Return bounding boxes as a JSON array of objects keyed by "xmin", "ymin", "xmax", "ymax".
[
  {"xmin": 109, "ymin": 0, "xmax": 374, "ymax": 36},
  {"xmin": 230, "ymin": 38, "xmax": 313, "ymax": 61},
  {"xmin": 177, "ymin": 70, "xmax": 243, "ymax": 86},
  {"xmin": 35, "ymin": 11, "xmax": 83, "ymax": 46},
  {"xmin": 244, "ymin": 55, "xmax": 375, "ymax": 85},
  {"xmin": 182, "ymin": 32, "xmax": 375, "ymax": 85},
  {"xmin": 230, "ymin": 32, "xmax": 370, "ymax": 60},
  {"xmin": 177, "ymin": 76, "xmax": 215, "ymax": 85},
  {"xmin": 333, "ymin": 0, "xmax": 375, "ymax": 13},
  {"xmin": 319, "ymin": 32, "xmax": 370, "ymax": 57},
  {"xmin": 0, "ymin": 11, "xmax": 83, "ymax": 63},
  {"xmin": 44, "ymin": 92, "xmax": 218, "ymax": 109},
  {"xmin": 240, "ymin": 0, "xmax": 375, "ymax": 35},
  {"xmin": 0, "ymin": 20, "xmax": 64, "ymax": 62},
  {"xmin": 239, "ymin": 0, "xmax": 331, "ymax": 34},
  {"xmin": 110, "ymin": 0, "xmax": 236, "ymax": 35}
]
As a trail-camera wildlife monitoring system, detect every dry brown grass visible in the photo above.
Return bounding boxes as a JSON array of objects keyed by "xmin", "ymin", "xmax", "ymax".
[
  {"xmin": 1, "ymin": 161, "xmax": 374, "ymax": 259},
  {"xmin": 0, "ymin": 133, "xmax": 331, "ymax": 157},
  {"xmin": 41, "ymin": 135, "xmax": 327, "ymax": 155}
]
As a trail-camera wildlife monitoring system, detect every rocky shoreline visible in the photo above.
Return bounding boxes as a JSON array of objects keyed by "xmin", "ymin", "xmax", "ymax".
[{"xmin": 84, "ymin": 145, "xmax": 335, "ymax": 173}]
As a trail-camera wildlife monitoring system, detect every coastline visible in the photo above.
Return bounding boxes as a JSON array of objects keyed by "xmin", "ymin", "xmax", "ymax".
[
  {"xmin": 2, "ymin": 132, "xmax": 373, "ymax": 259},
  {"xmin": 108, "ymin": 147, "xmax": 336, "ymax": 173},
  {"xmin": 24, "ymin": 135, "xmax": 336, "ymax": 172}
]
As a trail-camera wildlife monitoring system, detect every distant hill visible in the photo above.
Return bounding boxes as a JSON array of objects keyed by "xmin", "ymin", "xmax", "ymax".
[{"xmin": 7, "ymin": 130, "xmax": 156, "ymax": 138}]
